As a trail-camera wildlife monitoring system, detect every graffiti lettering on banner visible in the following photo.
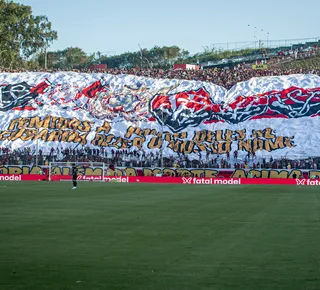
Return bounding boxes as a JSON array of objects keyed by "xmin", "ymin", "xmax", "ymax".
[
  {"xmin": 0, "ymin": 115, "xmax": 92, "ymax": 146},
  {"xmin": 1, "ymin": 73, "xmax": 320, "ymax": 161},
  {"xmin": 0, "ymin": 116, "xmax": 296, "ymax": 154},
  {"xmin": 93, "ymin": 126, "xmax": 295, "ymax": 154}
]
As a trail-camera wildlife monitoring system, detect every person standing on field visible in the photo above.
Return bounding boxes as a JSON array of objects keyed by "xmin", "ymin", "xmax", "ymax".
[{"xmin": 71, "ymin": 164, "xmax": 78, "ymax": 190}]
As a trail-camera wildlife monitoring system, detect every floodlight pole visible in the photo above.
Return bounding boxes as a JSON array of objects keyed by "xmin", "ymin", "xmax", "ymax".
[
  {"xmin": 138, "ymin": 44, "xmax": 143, "ymax": 69},
  {"xmin": 44, "ymin": 48, "xmax": 48, "ymax": 70}
]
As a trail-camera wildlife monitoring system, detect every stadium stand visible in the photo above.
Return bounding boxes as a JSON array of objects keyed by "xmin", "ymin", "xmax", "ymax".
[
  {"xmin": 1, "ymin": 66, "xmax": 320, "ymax": 90},
  {"xmin": 1, "ymin": 42, "xmax": 320, "ymax": 170},
  {"xmin": 1, "ymin": 146, "xmax": 319, "ymax": 171}
]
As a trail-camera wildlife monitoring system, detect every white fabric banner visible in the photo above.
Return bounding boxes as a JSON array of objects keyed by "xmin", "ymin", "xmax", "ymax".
[{"xmin": 0, "ymin": 72, "xmax": 320, "ymax": 160}]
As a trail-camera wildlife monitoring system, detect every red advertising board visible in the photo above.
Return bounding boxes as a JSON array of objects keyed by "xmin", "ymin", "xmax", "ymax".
[
  {"xmin": 1, "ymin": 174, "xmax": 319, "ymax": 186},
  {"xmin": 0, "ymin": 165, "xmax": 318, "ymax": 179},
  {"xmin": 0, "ymin": 174, "xmax": 46, "ymax": 181}
]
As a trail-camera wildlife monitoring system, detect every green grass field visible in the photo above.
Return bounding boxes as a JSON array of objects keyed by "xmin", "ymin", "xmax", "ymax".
[{"xmin": 0, "ymin": 182, "xmax": 320, "ymax": 290}]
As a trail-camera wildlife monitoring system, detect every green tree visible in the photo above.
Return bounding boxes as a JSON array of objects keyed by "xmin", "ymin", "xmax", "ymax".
[
  {"xmin": 38, "ymin": 47, "xmax": 89, "ymax": 69},
  {"xmin": 64, "ymin": 47, "xmax": 87, "ymax": 68},
  {"xmin": 0, "ymin": 0, "xmax": 57, "ymax": 68}
]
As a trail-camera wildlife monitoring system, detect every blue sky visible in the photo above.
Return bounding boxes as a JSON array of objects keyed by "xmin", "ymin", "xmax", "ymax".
[{"xmin": 14, "ymin": 0, "xmax": 320, "ymax": 55}]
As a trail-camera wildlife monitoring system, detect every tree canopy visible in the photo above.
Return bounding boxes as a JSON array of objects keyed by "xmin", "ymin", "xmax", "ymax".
[
  {"xmin": 0, "ymin": 0, "xmax": 266, "ymax": 70},
  {"xmin": 38, "ymin": 45, "xmax": 191, "ymax": 70},
  {"xmin": 101, "ymin": 46, "xmax": 190, "ymax": 69},
  {"xmin": 0, "ymin": 0, "xmax": 57, "ymax": 68}
]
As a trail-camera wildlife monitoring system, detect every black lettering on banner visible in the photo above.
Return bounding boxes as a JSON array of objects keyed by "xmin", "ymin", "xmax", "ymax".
[
  {"xmin": 190, "ymin": 169, "xmax": 204, "ymax": 177},
  {"xmin": 67, "ymin": 132, "xmax": 88, "ymax": 145},
  {"xmin": 49, "ymin": 117, "xmax": 59, "ymax": 129},
  {"xmin": 7, "ymin": 129, "xmax": 26, "ymax": 141},
  {"xmin": 252, "ymin": 138, "xmax": 264, "ymax": 152},
  {"xmin": 236, "ymin": 129, "xmax": 246, "ymax": 140},
  {"xmin": 168, "ymin": 139, "xmax": 182, "ymax": 152},
  {"xmin": 124, "ymin": 126, "xmax": 156, "ymax": 138},
  {"xmin": 193, "ymin": 130, "xmax": 207, "ymax": 143},
  {"xmin": 78, "ymin": 120, "xmax": 93, "ymax": 132},
  {"xmin": 162, "ymin": 168, "xmax": 176, "ymax": 177},
  {"xmin": 0, "ymin": 130, "xmax": 11, "ymax": 140},
  {"xmin": 96, "ymin": 122, "xmax": 111, "ymax": 134},
  {"xmin": 143, "ymin": 168, "xmax": 161, "ymax": 176},
  {"xmin": 47, "ymin": 130, "xmax": 63, "ymax": 142},
  {"xmin": 260, "ymin": 170, "xmax": 270, "ymax": 178},
  {"xmin": 238, "ymin": 139, "xmax": 252, "ymax": 152},
  {"xmin": 147, "ymin": 137, "xmax": 162, "ymax": 149},
  {"xmin": 125, "ymin": 126, "xmax": 136, "ymax": 138},
  {"xmin": 124, "ymin": 168, "xmax": 137, "ymax": 176},
  {"xmin": 231, "ymin": 169, "xmax": 304, "ymax": 179},
  {"xmin": 207, "ymin": 143, "xmax": 218, "ymax": 154},
  {"xmin": 173, "ymin": 132, "xmax": 188, "ymax": 139},
  {"xmin": 7, "ymin": 118, "xmax": 20, "ymax": 130},
  {"xmin": 264, "ymin": 137, "xmax": 285, "ymax": 152},
  {"xmin": 84, "ymin": 168, "xmax": 103, "ymax": 176},
  {"xmin": 205, "ymin": 130, "xmax": 215, "ymax": 143},
  {"xmin": 163, "ymin": 132, "xmax": 171, "ymax": 142},
  {"xmin": 68, "ymin": 118, "xmax": 81, "ymax": 130},
  {"xmin": 20, "ymin": 129, "xmax": 37, "ymax": 141},
  {"xmin": 268, "ymin": 170, "xmax": 289, "ymax": 179},
  {"xmin": 180, "ymin": 141, "xmax": 194, "ymax": 154},
  {"xmin": 194, "ymin": 142, "xmax": 208, "ymax": 153},
  {"xmin": 264, "ymin": 128, "xmax": 275, "ymax": 139},
  {"xmin": 7, "ymin": 117, "xmax": 30, "ymax": 130},
  {"xmin": 231, "ymin": 169, "xmax": 247, "ymax": 178},
  {"xmin": 55, "ymin": 117, "xmax": 69, "ymax": 130},
  {"xmin": 309, "ymin": 171, "xmax": 320, "ymax": 178},
  {"xmin": 91, "ymin": 134, "xmax": 104, "ymax": 147},
  {"xmin": 215, "ymin": 130, "xmax": 223, "ymax": 141},
  {"xmin": 224, "ymin": 129, "xmax": 235, "ymax": 141},
  {"xmin": 203, "ymin": 169, "xmax": 219, "ymax": 177},
  {"xmin": 132, "ymin": 137, "xmax": 145, "ymax": 150},
  {"xmin": 248, "ymin": 170, "xmax": 261, "ymax": 178},
  {"xmin": 252, "ymin": 129, "xmax": 264, "ymax": 138},
  {"xmin": 109, "ymin": 137, "xmax": 124, "ymax": 149},
  {"xmin": 60, "ymin": 131, "xmax": 71, "ymax": 143},
  {"xmin": 284, "ymin": 137, "xmax": 295, "ymax": 148},
  {"xmin": 217, "ymin": 141, "xmax": 231, "ymax": 154},
  {"xmin": 101, "ymin": 135, "xmax": 115, "ymax": 147},
  {"xmin": 288, "ymin": 170, "xmax": 302, "ymax": 178},
  {"xmin": 3, "ymin": 117, "xmax": 297, "ymax": 156},
  {"xmin": 28, "ymin": 115, "xmax": 52, "ymax": 129}
]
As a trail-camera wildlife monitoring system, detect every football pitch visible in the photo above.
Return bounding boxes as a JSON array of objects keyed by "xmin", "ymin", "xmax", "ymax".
[{"xmin": 1, "ymin": 182, "xmax": 320, "ymax": 290}]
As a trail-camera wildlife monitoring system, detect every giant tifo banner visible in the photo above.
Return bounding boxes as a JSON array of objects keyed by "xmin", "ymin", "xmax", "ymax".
[{"xmin": 1, "ymin": 72, "xmax": 320, "ymax": 160}]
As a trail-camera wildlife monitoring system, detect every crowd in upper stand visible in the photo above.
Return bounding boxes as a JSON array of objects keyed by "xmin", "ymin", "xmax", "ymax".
[{"xmin": 1, "ymin": 66, "xmax": 320, "ymax": 90}]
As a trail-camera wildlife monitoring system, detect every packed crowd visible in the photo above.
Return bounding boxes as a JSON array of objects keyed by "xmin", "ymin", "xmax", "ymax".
[
  {"xmin": 1, "ymin": 55, "xmax": 320, "ymax": 171},
  {"xmin": 1, "ymin": 63, "xmax": 320, "ymax": 91},
  {"xmin": 106, "ymin": 67, "xmax": 320, "ymax": 90},
  {"xmin": 265, "ymin": 46, "xmax": 319, "ymax": 64},
  {"xmin": 0, "ymin": 147, "xmax": 319, "ymax": 171}
]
